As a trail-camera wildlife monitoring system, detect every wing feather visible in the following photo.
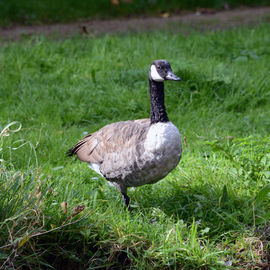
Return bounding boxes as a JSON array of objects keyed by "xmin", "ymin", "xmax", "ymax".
[{"xmin": 68, "ymin": 119, "xmax": 150, "ymax": 169}]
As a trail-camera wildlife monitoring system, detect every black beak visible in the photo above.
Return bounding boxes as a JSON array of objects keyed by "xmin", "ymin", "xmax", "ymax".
[{"xmin": 166, "ymin": 71, "xmax": 181, "ymax": 81}]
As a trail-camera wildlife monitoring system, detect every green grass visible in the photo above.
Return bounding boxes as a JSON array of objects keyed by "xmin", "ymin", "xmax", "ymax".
[
  {"xmin": 0, "ymin": 0, "xmax": 269, "ymax": 26},
  {"xmin": 0, "ymin": 24, "xmax": 270, "ymax": 269}
]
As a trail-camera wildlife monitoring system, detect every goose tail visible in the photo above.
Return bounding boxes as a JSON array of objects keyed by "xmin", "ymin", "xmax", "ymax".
[{"xmin": 66, "ymin": 134, "xmax": 92, "ymax": 157}]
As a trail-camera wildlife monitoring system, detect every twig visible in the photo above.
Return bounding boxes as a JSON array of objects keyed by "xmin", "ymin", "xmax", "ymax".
[{"xmin": 0, "ymin": 248, "xmax": 16, "ymax": 269}]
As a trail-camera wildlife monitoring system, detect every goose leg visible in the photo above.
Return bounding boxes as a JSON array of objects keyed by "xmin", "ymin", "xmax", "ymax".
[
  {"xmin": 122, "ymin": 192, "xmax": 130, "ymax": 207},
  {"xmin": 114, "ymin": 183, "xmax": 132, "ymax": 211},
  {"xmin": 122, "ymin": 193, "xmax": 132, "ymax": 212}
]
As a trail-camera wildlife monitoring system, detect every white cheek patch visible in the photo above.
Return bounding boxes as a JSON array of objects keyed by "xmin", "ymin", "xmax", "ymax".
[{"xmin": 150, "ymin": 65, "xmax": 164, "ymax": 82}]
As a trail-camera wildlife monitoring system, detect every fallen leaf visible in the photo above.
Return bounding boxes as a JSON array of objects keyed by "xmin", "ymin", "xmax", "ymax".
[
  {"xmin": 61, "ymin": 201, "xmax": 68, "ymax": 213},
  {"xmin": 184, "ymin": 136, "xmax": 188, "ymax": 147},
  {"xmin": 72, "ymin": 205, "xmax": 85, "ymax": 217},
  {"xmin": 161, "ymin": 12, "xmax": 170, "ymax": 18},
  {"xmin": 111, "ymin": 0, "xmax": 119, "ymax": 5}
]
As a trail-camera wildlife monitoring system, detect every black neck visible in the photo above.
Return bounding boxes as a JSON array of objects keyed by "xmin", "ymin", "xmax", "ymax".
[{"xmin": 149, "ymin": 79, "xmax": 169, "ymax": 124}]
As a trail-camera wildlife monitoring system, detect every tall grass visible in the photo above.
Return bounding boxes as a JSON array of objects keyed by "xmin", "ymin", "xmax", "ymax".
[{"xmin": 0, "ymin": 24, "xmax": 269, "ymax": 268}]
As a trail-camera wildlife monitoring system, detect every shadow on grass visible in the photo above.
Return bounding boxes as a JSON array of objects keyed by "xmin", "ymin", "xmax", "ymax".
[
  {"xmin": 135, "ymin": 180, "xmax": 262, "ymax": 238},
  {"xmin": 5, "ymin": 232, "xmax": 132, "ymax": 270}
]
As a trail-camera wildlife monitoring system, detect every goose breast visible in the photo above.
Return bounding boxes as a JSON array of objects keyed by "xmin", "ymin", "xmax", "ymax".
[{"xmin": 107, "ymin": 121, "xmax": 182, "ymax": 187}]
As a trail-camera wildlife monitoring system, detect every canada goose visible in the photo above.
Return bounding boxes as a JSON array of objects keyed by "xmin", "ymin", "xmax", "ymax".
[{"xmin": 68, "ymin": 60, "xmax": 182, "ymax": 209}]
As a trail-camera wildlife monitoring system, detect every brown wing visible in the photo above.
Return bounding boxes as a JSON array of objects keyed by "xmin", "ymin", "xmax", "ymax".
[{"xmin": 68, "ymin": 119, "xmax": 150, "ymax": 166}]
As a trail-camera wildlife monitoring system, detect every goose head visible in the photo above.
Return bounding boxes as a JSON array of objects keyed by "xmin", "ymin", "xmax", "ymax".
[{"xmin": 149, "ymin": 60, "xmax": 181, "ymax": 82}]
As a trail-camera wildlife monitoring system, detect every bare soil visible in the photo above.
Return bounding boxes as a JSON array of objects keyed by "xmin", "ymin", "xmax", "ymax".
[{"xmin": 0, "ymin": 7, "xmax": 270, "ymax": 41}]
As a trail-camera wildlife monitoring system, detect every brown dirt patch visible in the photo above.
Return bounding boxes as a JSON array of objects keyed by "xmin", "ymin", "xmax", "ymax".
[{"xmin": 0, "ymin": 7, "xmax": 270, "ymax": 41}]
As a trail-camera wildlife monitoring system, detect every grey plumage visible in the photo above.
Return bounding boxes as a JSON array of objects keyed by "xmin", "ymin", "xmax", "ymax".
[{"xmin": 69, "ymin": 119, "xmax": 150, "ymax": 178}]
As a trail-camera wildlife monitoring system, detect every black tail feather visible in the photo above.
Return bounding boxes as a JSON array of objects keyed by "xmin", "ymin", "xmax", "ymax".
[
  {"xmin": 66, "ymin": 134, "xmax": 91, "ymax": 157},
  {"xmin": 66, "ymin": 148, "xmax": 75, "ymax": 157},
  {"xmin": 66, "ymin": 143, "xmax": 83, "ymax": 157}
]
